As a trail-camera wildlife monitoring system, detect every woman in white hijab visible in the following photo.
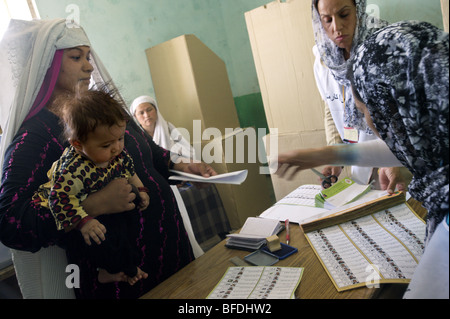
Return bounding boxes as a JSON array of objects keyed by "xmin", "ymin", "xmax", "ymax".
[
  {"xmin": 0, "ymin": 19, "xmax": 215, "ymax": 299},
  {"xmin": 130, "ymin": 96, "xmax": 205, "ymax": 259},
  {"xmin": 0, "ymin": 18, "xmax": 98, "ymax": 299},
  {"xmin": 130, "ymin": 96, "xmax": 196, "ymax": 162}
]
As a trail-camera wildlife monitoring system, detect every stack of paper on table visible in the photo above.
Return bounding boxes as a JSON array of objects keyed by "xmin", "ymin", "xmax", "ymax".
[
  {"xmin": 260, "ymin": 183, "xmax": 386, "ymax": 224},
  {"xmin": 226, "ymin": 217, "xmax": 283, "ymax": 250}
]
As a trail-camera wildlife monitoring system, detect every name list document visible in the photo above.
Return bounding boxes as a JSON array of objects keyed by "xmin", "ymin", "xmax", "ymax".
[
  {"xmin": 207, "ymin": 266, "xmax": 304, "ymax": 299},
  {"xmin": 260, "ymin": 185, "xmax": 327, "ymax": 224},
  {"xmin": 260, "ymin": 184, "xmax": 387, "ymax": 224},
  {"xmin": 305, "ymin": 203, "xmax": 426, "ymax": 291}
]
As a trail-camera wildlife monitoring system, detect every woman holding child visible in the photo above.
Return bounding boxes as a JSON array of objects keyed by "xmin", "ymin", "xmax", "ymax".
[{"xmin": 0, "ymin": 19, "xmax": 215, "ymax": 299}]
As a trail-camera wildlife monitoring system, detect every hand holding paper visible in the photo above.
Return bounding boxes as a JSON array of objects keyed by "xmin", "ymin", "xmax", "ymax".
[{"xmin": 315, "ymin": 178, "xmax": 373, "ymax": 208}]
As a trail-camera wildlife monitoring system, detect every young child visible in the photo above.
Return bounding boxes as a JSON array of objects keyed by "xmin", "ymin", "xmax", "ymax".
[{"xmin": 34, "ymin": 89, "xmax": 150, "ymax": 286}]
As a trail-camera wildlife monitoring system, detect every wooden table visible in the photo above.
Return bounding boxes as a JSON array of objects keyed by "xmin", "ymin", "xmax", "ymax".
[{"xmin": 141, "ymin": 198, "xmax": 427, "ymax": 299}]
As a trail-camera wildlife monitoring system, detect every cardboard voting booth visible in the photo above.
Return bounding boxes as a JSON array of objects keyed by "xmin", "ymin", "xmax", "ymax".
[
  {"xmin": 246, "ymin": 0, "xmax": 328, "ymax": 200},
  {"xmin": 146, "ymin": 35, "xmax": 274, "ymax": 228},
  {"xmin": 146, "ymin": 34, "xmax": 240, "ymax": 139}
]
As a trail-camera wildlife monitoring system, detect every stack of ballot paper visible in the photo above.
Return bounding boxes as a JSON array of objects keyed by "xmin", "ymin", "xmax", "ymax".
[
  {"xmin": 226, "ymin": 217, "xmax": 283, "ymax": 250},
  {"xmin": 259, "ymin": 183, "xmax": 387, "ymax": 225},
  {"xmin": 315, "ymin": 178, "xmax": 372, "ymax": 209}
]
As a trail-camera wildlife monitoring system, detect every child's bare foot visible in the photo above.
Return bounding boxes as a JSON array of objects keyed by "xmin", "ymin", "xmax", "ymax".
[
  {"xmin": 98, "ymin": 269, "xmax": 128, "ymax": 284},
  {"xmin": 128, "ymin": 267, "xmax": 148, "ymax": 286}
]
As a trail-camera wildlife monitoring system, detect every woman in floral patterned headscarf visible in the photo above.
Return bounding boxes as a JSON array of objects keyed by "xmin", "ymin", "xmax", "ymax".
[
  {"xmin": 279, "ymin": 20, "xmax": 449, "ymax": 298},
  {"xmin": 311, "ymin": 0, "xmax": 406, "ymax": 188},
  {"xmin": 281, "ymin": 20, "xmax": 448, "ymax": 241}
]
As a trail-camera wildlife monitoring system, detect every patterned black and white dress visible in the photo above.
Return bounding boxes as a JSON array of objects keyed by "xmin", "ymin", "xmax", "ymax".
[{"xmin": 349, "ymin": 21, "xmax": 449, "ymax": 240}]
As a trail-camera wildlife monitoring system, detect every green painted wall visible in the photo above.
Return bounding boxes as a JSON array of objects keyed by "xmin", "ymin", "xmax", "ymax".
[
  {"xmin": 35, "ymin": 0, "xmax": 444, "ymax": 131},
  {"xmin": 368, "ymin": 0, "xmax": 444, "ymax": 27},
  {"xmin": 35, "ymin": 0, "xmax": 268, "ymax": 103},
  {"xmin": 234, "ymin": 92, "xmax": 267, "ymax": 130}
]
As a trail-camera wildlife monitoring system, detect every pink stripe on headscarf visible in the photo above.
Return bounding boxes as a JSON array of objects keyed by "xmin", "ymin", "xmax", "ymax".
[{"xmin": 24, "ymin": 49, "xmax": 64, "ymax": 122}]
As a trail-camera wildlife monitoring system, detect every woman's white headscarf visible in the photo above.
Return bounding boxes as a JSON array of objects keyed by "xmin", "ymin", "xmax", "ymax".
[
  {"xmin": 311, "ymin": 0, "xmax": 387, "ymax": 132},
  {"xmin": 130, "ymin": 95, "xmax": 196, "ymax": 161},
  {"xmin": 130, "ymin": 96, "xmax": 171, "ymax": 150},
  {"xmin": 0, "ymin": 18, "xmax": 120, "ymax": 299},
  {"xmin": 0, "ymin": 19, "xmax": 119, "ymax": 177}
]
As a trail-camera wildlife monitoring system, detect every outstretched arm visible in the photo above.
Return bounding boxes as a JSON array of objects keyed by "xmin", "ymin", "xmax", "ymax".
[{"xmin": 277, "ymin": 140, "xmax": 403, "ymax": 180}]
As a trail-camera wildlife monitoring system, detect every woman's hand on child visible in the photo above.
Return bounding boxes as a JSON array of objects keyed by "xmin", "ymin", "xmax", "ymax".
[{"xmin": 82, "ymin": 178, "xmax": 135, "ymax": 216}]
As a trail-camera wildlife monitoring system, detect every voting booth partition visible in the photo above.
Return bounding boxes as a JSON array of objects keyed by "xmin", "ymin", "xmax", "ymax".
[
  {"xmin": 245, "ymin": 0, "xmax": 330, "ymax": 201},
  {"xmin": 146, "ymin": 34, "xmax": 274, "ymax": 229}
]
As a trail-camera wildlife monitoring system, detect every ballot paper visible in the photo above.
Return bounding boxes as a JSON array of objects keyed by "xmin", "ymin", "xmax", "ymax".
[
  {"xmin": 304, "ymin": 201, "xmax": 426, "ymax": 291},
  {"xmin": 207, "ymin": 266, "xmax": 304, "ymax": 299},
  {"xmin": 260, "ymin": 184, "xmax": 387, "ymax": 225},
  {"xmin": 169, "ymin": 169, "xmax": 248, "ymax": 185}
]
